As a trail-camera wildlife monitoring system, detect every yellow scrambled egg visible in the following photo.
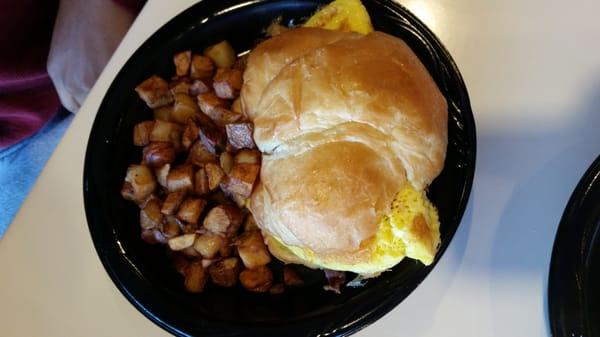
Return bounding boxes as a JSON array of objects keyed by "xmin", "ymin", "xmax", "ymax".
[
  {"xmin": 266, "ymin": 185, "xmax": 441, "ymax": 276},
  {"xmin": 304, "ymin": 0, "xmax": 374, "ymax": 35}
]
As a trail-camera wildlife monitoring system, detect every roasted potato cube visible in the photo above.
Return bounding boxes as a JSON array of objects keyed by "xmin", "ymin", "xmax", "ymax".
[
  {"xmin": 190, "ymin": 55, "xmax": 215, "ymax": 80},
  {"xmin": 208, "ymin": 257, "xmax": 241, "ymax": 287},
  {"xmin": 187, "ymin": 141, "xmax": 217, "ymax": 166},
  {"xmin": 269, "ymin": 283, "xmax": 285, "ymax": 295},
  {"xmin": 135, "ymin": 75, "xmax": 174, "ymax": 108},
  {"xmin": 193, "ymin": 232, "xmax": 223, "ymax": 259},
  {"xmin": 204, "ymin": 41, "xmax": 236, "ymax": 69},
  {"xmin": 224, "ymin": 163, "xmax": 260, "ymax": 198},
  {"xmin": 173, "ymin": 50, "xmax": 192, "ymax": 77},
  {"xmin": 243, "ymin": 214, "xmax": 259, "ymax": 232},
  {"xmin": 171, "ymin": 93, "xmax": 199, "ymax": 125},
  {"xmin": 140, "ymin": 198, "xmax": 163, "ymax": 229},
  {"xmin": 161, "ymin": 215, "xmax": 182, "ymax": 238},
  {"xmin": 237, "ymin": 230, "xmax": 271, "ymax": 269},
  {"xmin": 198, "ymin": 122, "xmax": 225, "ymax": 154},
  {"xmin": 121, "ymin": 164, "xmax": 157, "ymax": 202},
  {"xmin": 204, "ymin": 107, "xmax": 242, "ymax": 127},
  {"xmin": 170, "ymin": 80, "xmax": 191, "ymax": 96},
  {"xmin": 141, "ymin": 229, "xmax": 166, "ymax": 245},
  {"xmin": 220, "ymin": 237, "xmax": 234, "ymax": 257},
  {"xmin": 283, "ymin": 266, "xmax": 304, "ymax": 286},
  {"xmin": 180, "ymin": 222, "xmax": 199, "ymax": 235},
  {"xmin": 189, "ymin": 79, "xmax": 210, "ymax": 96},
  {"xmin": 231, "ymin": 98, "xmax": 242, "ymax": 114},
  {"xmin": 212, "ymin": 68, "xmax": 242, "ymax": 99},
  {"xmin": 203, "ymin": 205, "xmax": 243, "ymax": 235},
  {"xmin": 184, "ymin": 261, "xmax": 208, "ymax": 293},
  {"xmin": 205, "ymin": 162, "xmax": 225, "ymax": 190},
  {"xmin": 226, "ymin": 123, "xmax": 255, "ymax": 150},
  {"xmin": 194, "ymin": 167, "xmax": 210, "ymax": 195},
  {"xmin": 182, "ymin": 246, "xmax": 202, "ymax": 258},
  {"xmin": 219, "ymin": 152, "xmax": 233, "ymax": 174},
  {"xmin": 239, "ymin": 266, "xmax": 273, "ymax": 293},
  {"xmin": 150, "ymin": 120, "xmax": 181, "ymax": 144},
  {"xmin": 233, "ymin": 149, "xmax": 261, "ymax": 165},
  {"xmin": 143, "ymin": 142, "xmax": 176, "ymax": 168},
  {"xmin": 171, "ymin": 254, "xmax": 189, "ymax": 275},
  {"xmin": 181, "ymin": 120, "xmax": 199, "ymax": 150},
  {"xmin": 202, "ymin": 259, "xmax": 216, "ymax": 269},
  {"xmin": 133, "ymin": 121, "xmax": 155, "ymax": 146},
  {"xmin": 166, "ymin": 165, "xmax": 194, "ymax": 192},
  {"xmin": 233, "ymin": 53, "xmax": 248, "ymax": 71},
  {"xmin": 155, "ymin": 164, "xmax": 170, "ymax": 188},
  {"xmin": 168, "ymin": 233, "xmax": 196, "ymax": 251},
  {"xmin": 153, "ymin": 105, "xmax": 173, "ymax": 121},
  {"xmin": 176, "ymin": 198, "xmax": 206, "ymax": 224},
  {"xmin": 196, "ymin": 91, "xmax": 227, "ymax": 116},
  {"xmin": 161, "ymin": 190, "xmax": 187, "ymax": 215}
]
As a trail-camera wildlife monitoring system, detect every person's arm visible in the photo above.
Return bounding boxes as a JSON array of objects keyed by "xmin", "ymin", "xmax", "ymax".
[{"xmin": 47, "ymin": 0, "xmax": 141, "ymax": 113}]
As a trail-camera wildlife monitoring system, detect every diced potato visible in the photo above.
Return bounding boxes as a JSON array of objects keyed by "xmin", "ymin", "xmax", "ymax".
[
  {"xmin": 194, "ymin": 167, "xmax": 210, "ymax": 196},
  {"xmin": 203, "ymin": 205, "xmax": 243, "ymax": 235},
  {"xmin": 181, "ymin": 120, "xmax": 199, "ymax": 150},
  {"xmin": 184, "ymin": 261, "xmax": 207, "ymax": 293},
  {"xmin": 168, "ymin": 233, "xmax": 197, "ymax": 251},
  {"xmin": 171, "ymin": 94, "xmax": 199, "ymax": 125},
  {"xmin": 141, "ymin": 229, "xmax": 166, "ymax": 245},
  {"xmin": 140, "ymin": 198, "xmax": 163, "ymax": 229},
  {"xmin": 212, "ymin": 68, "xmax": 242, "ymax": 99},
  {"xmin": 166, "ymin": 165, "xmax": 194, "ymax": 192},
  {"xmin": 155, "ymin": 164, "xmax": 170, "ymax": 188},
  {"xmin": 269, "ymin": 283, "xmax": 285, "ymax": 295},
  {"xmin": 233, "ymin": 53, "xmax": 248, "ymax": 71},
  {"xmin": 133, "ymin": 121, "xmax": 155, "ymax": 146},
  {"xmin": 231, "ymin": 98, "xmax": 242, "ymax": 114},
  {"xmin": 135, "ymin": 75, "xmax": 174, "ymax": 108},
  {"xmin": 223, "ymin": 163, "xmax": 260, "ymax": 198},
  {"xmin": 161, "ymin": 190, "xmax": 187, "ymax": 215},
  {"xmin": 187, "ymin": 141, "xmax": 217, "ymax": 166},
  {"xmin": 161, "ymin": 215, "xmax": 181, "ymax": 238},
  {"xmin": 173, "ymin": 50, "xmax": 192, "ymax": 77},
  {"xmin": 169, "ymin": 79, "xmax": 191, "ymax": 96},
  {"xmin": 176, "ymin": 197, "xmax": 207, "ymax": 224},
  {"xmin": 236, "ymin": 230, "xmax": 271, "ymax": 269},
  {"xmin": 243, "ymin": 214, "xmax": 259, "ymax": 232},
  {"xmin": 219, "ymin": 152, "xmax": 233, "ymax": 174},
  {"xmin": 150, "ymin": 120, "xmax": 180, "ymax": 143},
  {"xmin": 239, "ymin": 265, "xmax": 273, "ymax": 293},
  {"xmin": 190, "ymin": 55, "xmax": 215, "ymax": 80},
  {"xmin": 205, "ymin": 162, "xmax": 225, "ymax": 190},
  {"xmin": 198, "ymin": 122, "xmax": 225, "ymax": 154},
  {"xmin": 143, "ymin": 142, "xmax": 176, "ymax": 168},
  {"xmin": 171, "ymin": 254, "xmax": 189, "ymax": 275},
  {"xmin": 220, "ymin": 237, "xmax": 234, "ymax": 257},
  {"xmin": 182, "ymin": 246, "xmax": 201, "ymax": 258},
  {"xmin": 233, "ymin": 149, "xmax": 261, "ymax": 165},
  {"xmin": 121, "ymin": 164, "xmax": 157, "ymax": 202},
  {"xmin": 193, "ymin": 232, "xmax": 223, "ymax": 259},
  {"xmin": 196, "ymin": 92, "xmax": 228, "ymax": 116},
  {"xmin": 189, "ymin": 79, "xmax": 210, "ymax": 96},
  {"xmin": 204, "ymin": 107, "xmax": 242, "ymax": 128},
  {"xmin": 201, "ymin": 259, "xmax": 215, "ymax": 269},
  {"xmin": 153, "ymin": 105, "xmax": 173, "ymax": 121},
  {"xmin": 180, "ymin": 222, "xmax": 199, "ymax": 235},
  {"xmin": 204, "ymin": 41, "xmax": 236, "ymax": 69},
  {"xmin": 208, "ymin": 257, "xmax": 241, "ymax": 287},
  {"xmin": 226, "ymin": 123, "xmax": 255, "ymax": 150},
  {"xmin": 283, "ymin": 266, "xmax": 304, "ymax": 286}
]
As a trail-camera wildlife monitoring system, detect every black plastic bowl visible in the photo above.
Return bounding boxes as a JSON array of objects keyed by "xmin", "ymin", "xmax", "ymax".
[{"xmin": 83, "ymin": 1, "xmax": 476, "ymax": 336}]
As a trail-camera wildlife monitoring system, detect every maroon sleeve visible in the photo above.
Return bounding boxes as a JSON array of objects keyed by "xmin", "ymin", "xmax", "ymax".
[
  {"xmin": 112, "ymin": 0, "xmax": 147, "ymax": 15},
  {"xmin": 0, "ymin": 0, "xmax": 60, "ymax": 148}
]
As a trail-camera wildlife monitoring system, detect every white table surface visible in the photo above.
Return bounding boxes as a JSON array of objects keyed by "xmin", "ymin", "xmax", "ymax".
[{"xmin": 2, "ymin": 0, "xmax": 600, "ymax": 336}]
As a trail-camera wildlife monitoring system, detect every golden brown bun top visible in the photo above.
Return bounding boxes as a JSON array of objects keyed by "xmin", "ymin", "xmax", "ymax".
[{"xmin": 243, "ymin": 28, "xmax": 447, "ymax": 256}]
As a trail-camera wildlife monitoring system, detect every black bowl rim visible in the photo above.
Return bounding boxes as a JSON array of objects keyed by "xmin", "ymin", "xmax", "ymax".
[
  {"xmin": 548, "ymin": 154, "xmax": 600, "ymax": 336},
  {"xmin": 83, "ymin": 0, "xmax": 476, "ymax": 336}
]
